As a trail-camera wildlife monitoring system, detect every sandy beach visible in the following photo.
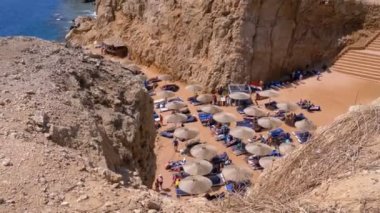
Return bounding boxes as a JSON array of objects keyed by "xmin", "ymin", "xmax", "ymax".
[{"xmin": 85, "ymin": 46, "xmax": 380, "ymax": 198}]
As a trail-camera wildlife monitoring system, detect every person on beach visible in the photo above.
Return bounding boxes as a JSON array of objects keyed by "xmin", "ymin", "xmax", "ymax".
[
  {"xmin": 217, "ymin": 95, "xmax": 221, "ymax": 106},
  {"xmin": 156, "ymin": 174, "xmax": 164, "ymax": 191},
  {"xmin": 317, "ymin": 71, "xmax": 321, "ymax": 80},
  {"xmin": 174, "ymin": 177, "xmax": 180, "ymax": 189},
  {"xmin": 226, "ymin": 95, "xmax": 231, "ymax": 106},
  {"xmin": 154, "ymin": 179, "xmax": 160, "ymax": 191},
  {"xmin": 173, "ymin": 138, "xmax": 179, "ymax": 152},
  {"xmin": 212, "ymin": 93, "xmax": 217, "ymax": 105},
  {"xmin": 159, "ymin": 114, "xmax": 163, "ymax": 125},
  {"xmin": 220, "ymin": 95, "xmax": 226, "ymax": 106}
]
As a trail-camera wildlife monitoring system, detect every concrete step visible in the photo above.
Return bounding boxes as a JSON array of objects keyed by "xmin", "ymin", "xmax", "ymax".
[
  {"xmin": 350, "ymin": 50, "xmax": 380, "ymax": 58},
  {"xmin": 334, "ymin": 59, "xmax": 380, "ymax": 71},
  {"xmin": 333, "ymin": 64, "xmax": 380, "ymax": 77},
  {"xmin": 367, "ymin": 46, "xmax": 380, "ymax": 51},
  {"xmin": 342, "ymin": 54, "xmax": 380, "ymax": 65},
  {"xmin": 369, "ymin": 40, "xmax": 380, "ymax": 44},
  {"xmin": 369, "ymin": 39, "xmax": 380, "ymax": 44},
  {"xmin": 341, "ymin": 56, "xmax": 380, "ymax": 67},
  {"xmin": 332, "ymin": 67, "xmax": 380, "ymax": 82},
  {"xmin": 337, "ymin": 55, "xmax": 380, "ymax": 64},
  {"xmin": 368, "ymin": 43, "xmax": 380, "ymax": 47}
]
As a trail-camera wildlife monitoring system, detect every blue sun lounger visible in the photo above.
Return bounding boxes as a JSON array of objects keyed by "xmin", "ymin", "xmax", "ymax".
[
  {"xmin": 176, "ymin": 188, "xmax": 191, "ymax": 198},
  {"xmin": 207, "ymin": 174, "xmax": 226, "ymax": 187},
  {"xmin": 293, "ymin": 131, "xmax": 311, "ymax": 144},
  {"xmin": 236, "ymin": 120, "xmax": 253, "ymax": 128},
  {"xmin": 198, "ymin": 112, "xmax": 212, "ymax": 125}
]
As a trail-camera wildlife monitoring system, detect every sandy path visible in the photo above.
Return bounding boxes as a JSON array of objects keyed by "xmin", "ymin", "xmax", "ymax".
[{"xmin": 84, "ymin": 46, "xmax": 380, "ymax": 198}]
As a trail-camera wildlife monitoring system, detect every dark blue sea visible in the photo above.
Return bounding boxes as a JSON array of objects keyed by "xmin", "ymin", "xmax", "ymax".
[{"xmin": 0, "ymin": 0, "xmax": 95, "ymax": 41}]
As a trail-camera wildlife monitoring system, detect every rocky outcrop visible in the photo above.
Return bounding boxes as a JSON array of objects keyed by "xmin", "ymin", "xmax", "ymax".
[
  {"xmin": 67, "ymin": 0, "xmax": 380, "ymax": 89},
  {"xmin": 0, "ymin": 37, "xmax": 156, "ymax": 185}
]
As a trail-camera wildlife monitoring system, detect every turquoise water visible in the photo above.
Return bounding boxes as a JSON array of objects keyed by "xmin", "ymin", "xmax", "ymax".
[{"xmin": 0, "ymin": 0, "xmax": 95, "ymax": 41}]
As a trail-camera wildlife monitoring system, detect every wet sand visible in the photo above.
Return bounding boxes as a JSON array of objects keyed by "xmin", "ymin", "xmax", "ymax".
[{"xmin": 85, "ymin": 46, "xmax": 380, "ymax": 198}]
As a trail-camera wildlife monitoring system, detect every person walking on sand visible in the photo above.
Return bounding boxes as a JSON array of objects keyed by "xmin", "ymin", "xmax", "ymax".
[
  {"xmin": 156, "ymin": 174, "xmax": 164, "ymax": 191},
  {"xmin": 173, "ymin": 138, "xmax": 179, "ymax": 152},
  {"xmin": 159, "ymin": 114, "xmax": 163, "ymax": 125},
  {"xmin": 317, "ymin": 71, "xmax": 321, "ymax": 80}
]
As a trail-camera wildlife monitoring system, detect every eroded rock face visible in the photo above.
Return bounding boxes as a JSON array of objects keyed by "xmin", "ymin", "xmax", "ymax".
[
  {"xmin": 67, "ymin": 0, "xmax": 380, "ymax": 89},
  {"xmin": 0, "ymin": 37, "xmax": 156, "ymax": 185}
]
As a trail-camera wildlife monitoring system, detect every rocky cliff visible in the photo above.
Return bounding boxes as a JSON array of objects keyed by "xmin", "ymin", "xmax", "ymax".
[
  {"xmin": 0, "ymin": 37, "xmax": 156, "ymax": 186},
  {"xmin": 67, "ymin": 0, "xmax": 380, "ymax": 89}
]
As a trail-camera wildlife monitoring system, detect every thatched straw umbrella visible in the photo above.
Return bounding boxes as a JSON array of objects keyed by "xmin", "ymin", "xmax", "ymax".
[
  {"xmin": 157, "ymin": 90, "xmax": 175, "ymax": 99},
  {"xmin": 196, "ymin": 94, "xmax": 213, "ymax": 104},
  {"xmin": 200, "ymin": 105, "xmax": 223, "ymax": 114},
  {"xmin": 173, "ymin": 127, "xmax": 199, "ymax": 140},
  {"xmin": 190, "ymin": 144, "xmax": 217, "ymax": 160},
  {"xmin": 166, "ymin": 101, "xmax": 186, "ymax": 110},
  {"xmin": 179, "ymin": 175, "xmax": 212, "ymax": 194},
  {"xmin": 165, "ymin": 113, "xmax": 187, "ymax": 124},
  {"xmin": 279, "ymin": 143, "xmax": 296, "ymax": 156},
  {"xmin": 213, "ymin": 112, "xmax": 236, "ymax": 124},
  {"xmin": 185, "ymin": 84, "xmax": 203, "ymax": 94},
  {"xmin": 259, "ymin": 156, "xmax": 279, "ymax": 169},
  {"xmin": 183, "ymin": 159, "xmax": 213, "ymax": 176},
  {"xmin": 229, "ymin": 127, "xmax": 255, "ymax": 140},
  {"xmin": 295, "ymin": 119, "xmax": 317, "ymax": 132},
  {"xmin": 257, "ymin": 117, "xmax": 283, "ymax": 129},
  {"xmin": 243, "ymin": 106, "xmax": 267, "ymax": 117},
  {"xmin": 222, "ymin": 165, "xmax": 251, "ymax": 182},
  {"xmin": 276, "ymin": 102, "xmax": 299, "ymax": 112},
  {"xmin": 245, "ymin": 143, "xmax": 273, "ymax": 156}
]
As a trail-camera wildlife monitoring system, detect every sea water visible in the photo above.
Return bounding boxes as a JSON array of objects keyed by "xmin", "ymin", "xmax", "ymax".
[{"xmin": 0, "ymin": 0, "xmax": 95, "ymax": 41}]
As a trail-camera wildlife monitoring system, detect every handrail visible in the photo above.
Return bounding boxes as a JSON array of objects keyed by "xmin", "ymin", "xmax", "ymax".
[{"xmin": 333, "ymin": 30, "xmax": 380, "ymax": 63}]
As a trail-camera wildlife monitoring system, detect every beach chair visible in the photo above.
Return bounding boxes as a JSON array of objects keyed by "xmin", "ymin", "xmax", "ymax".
[
  {"xmin": 231, "ymin": 143, "xmax": 247, "ymax": 156},
  {"xmin": 269, "ymin": 128, "xmax": 284, "ymax": 137},
  {"xmin": 294, "ymin": 113, "xmax": 306, "ymax": 122},
  {"xmin": 165, "ymin": 160, "xmax": 185, "ymax": 172},
  {"xmin": 198, "ymin": 112, "xmax": 212, "ymax": 125},
  {"xmin": 211, "ymin": 152, "xmax": 231, "ymax": 165},
  {"xmin": 308, "ymin": 105, "xmax": 321, "ymax": 112},
  {"xmin": 265, "ymin": 101, "xmax": 278, "ymax": 111},
  {"xmin": 185, "ymin": 115, "xmax": 197, "ymax": 123},
  {"xmin": 188, "ymin": 97, "xmax": 202, "ymax": 105},
  {"xmin": 161, "ymin": 84, "xmax": 180, "ymax": 92},
  {"xmin": 207, "ymin": 173, "xmax": 226, "ymax": 187},
  {"xmin": 176, "ymin": 188, "xmax": 192, "ymax": 198},
  {"xmin": 292, "ymin": 131, "xmax": 311, "ymax": 144},
  {"xmin": 224, "ymin": 139, "xmax": 240, "ymax": 148},
  {"xmin": 159, "ymin": 131, "xmax": 174, "ymax": 138},
  {"xmin": 173, "ymin": 172, "xmax": 190, "ymax": 180},
  {"xmin": 247, "ymin": 155, "xmax": 263, "ymax": 170},
  {"xmin": 224, "ymin": 180, "xmax": 251, "ymax": 193},
  {"xmin": 225, "ymin": 182, "xmax": 235, "ymax": 193},
  {"xmin": 236, "ymin": 120, "xmax": 253, "ymax": 128}
]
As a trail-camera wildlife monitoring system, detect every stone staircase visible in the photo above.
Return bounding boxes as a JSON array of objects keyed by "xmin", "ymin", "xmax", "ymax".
[{"xmin": 332, "ymin": 33, "xmax": 380, "ymax": 82}]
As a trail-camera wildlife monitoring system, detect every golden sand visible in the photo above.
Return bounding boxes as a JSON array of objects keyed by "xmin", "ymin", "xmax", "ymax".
[{"xmin": 85, "ymin": 46, "xmax": 380, "ymax": 198}]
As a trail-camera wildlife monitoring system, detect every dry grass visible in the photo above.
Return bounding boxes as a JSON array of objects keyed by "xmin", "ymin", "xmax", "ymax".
[{"xmin": 211, "ymin": 105, "xmax": 380, "ymax": 212}]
